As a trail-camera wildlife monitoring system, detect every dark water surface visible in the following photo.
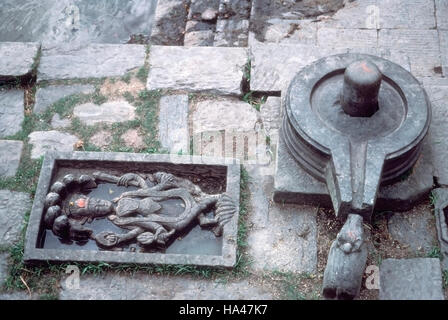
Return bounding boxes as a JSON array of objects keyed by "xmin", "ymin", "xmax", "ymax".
[{"xmin": 0, "ymin": 0, "xmax": 157, "ymax": 43}]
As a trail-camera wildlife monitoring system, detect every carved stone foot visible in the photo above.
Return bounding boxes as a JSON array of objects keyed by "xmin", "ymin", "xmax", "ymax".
[{"xmin": 322, "ymin": 213, "xmax": 368, "ymax": 300}]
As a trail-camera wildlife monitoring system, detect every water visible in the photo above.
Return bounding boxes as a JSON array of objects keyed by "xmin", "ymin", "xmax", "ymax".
[{"xmin": 0, "ymin": 0, "xmax": 158, "ymax": 44}]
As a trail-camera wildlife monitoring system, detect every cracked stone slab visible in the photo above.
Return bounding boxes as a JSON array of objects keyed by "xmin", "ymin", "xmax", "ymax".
[
  {"xmin": 158, "ymin": 95, "xmax": 189, "ymax": 154},
  {"xmin": 379, "ymin": 258, "xmax": 444, "ymax": 300},
  {"xmin": 147, "ymin": 46, "xmax": 247, "ymax": 95},
  {"xmin": 0, "ymin": 140, "xmax": 23, "ymax": 178},
  {"xmin": 33, "ymin": 84, "xmax": 95, "ymax": 114},
  {"xmin": 73, "ymin": 101, "xmax": 136, "ymax": 125},
  {"xmin": 37, "ymin": 43, "xmax": 146, "ymax": 81},
  {"xmin": 0, "ymin": 190, "xmax": 31, "ymax": 246},
  {"xmin": 379, "ymin": 29, "xmax": 441, "ymax": 77},
  {"xmin": 387, "ymin": 204, "xmax": 438, "ymax": 253},
  {"xmin": 0, "ymin": 89, "xmax": 24, "ymax": 138},
  {"xmin": 59, "ymin": 273, "xmax": 273, "ymax": 300},
  {"xmin": 420, "ymin": 77, "xmax": 448, "ymax": 186},
  {"xmin": 0, "ymin": 42, "xmax": 39, "ymax": 81},
  {"xmin": 28, "ymin": 130, "xmax": 79, "ymax": 159},
  {"xmin": 247, "ymin": 197, "xmax": 318, "ymax": 272}
]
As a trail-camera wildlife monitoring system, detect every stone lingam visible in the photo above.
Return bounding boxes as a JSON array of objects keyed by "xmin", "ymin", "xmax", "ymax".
[
  {"xmin": 24, "ymin": 152, "xmax": 240, "ymax": 268},
  {"xmin": 275, "ymin": 53, "xmax": 431, "ymax": 299}
]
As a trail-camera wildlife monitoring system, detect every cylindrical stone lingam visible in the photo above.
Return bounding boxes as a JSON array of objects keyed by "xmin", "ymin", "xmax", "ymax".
[{"xmin": 341, "ymin": 60, "xmax": 382, "ymax": 117}]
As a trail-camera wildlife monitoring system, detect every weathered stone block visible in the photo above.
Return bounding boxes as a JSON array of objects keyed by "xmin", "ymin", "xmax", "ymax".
[
  {"xmin": 380, "ymin": 258, "xmax": 444, "ymax": 300},
  {"xmin": 184, "ymin": 30, "xmax": 215, "ymax": 46},
  {"xmin": 38, "ymin": 43, "xmax": 146, "ymax": 81},
  {"xmin": 150, "ymin": 0, "xmax": 188, "ymax": 45},
  {"xmin": 0, "ymin": 140, "xmax": 23, "ymax": 178},
  {"xmin": 0, "ymin": 89, "xmax": 24, "ymax": 138},
  {"xmin": 158, "ymin": 95, "xmax": 189, "ymax": 154},
  {"xmin": 0, "ymin": 190, "xmax": 32, "ymax": 246},
  {"xmin": 73, "ymin": 101, "xmax": 136, "ymax": 125},
  {"xmin": 28, "ymin": 131, "xmax": 79, "ymax": 159},
  {"xmin": 0, "ymin": 42, "xmax": 39, "ymax": 82},
  {"xmin": 379, "ymin": 29, "xmax": 441, "ymax": 77},
  {"xmin": 214, "ymin": 18, "xmax": 249, "ymax": 47},
  {"xmin": 147, "ymin": 46, "xmax": 247, "ymax": 95},
  {"xmin": 34, "ymin": 84, "xmax": 95, "ymax": 114},
  {"xmin": 377, "ymin": 0, "xmax": 436, "ymax": 29}
]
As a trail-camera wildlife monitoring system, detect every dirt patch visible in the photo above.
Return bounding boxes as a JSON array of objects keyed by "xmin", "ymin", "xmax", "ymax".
[{"xmin": 100, "ymin": 76, "xmax": 145, "ymax": 100}]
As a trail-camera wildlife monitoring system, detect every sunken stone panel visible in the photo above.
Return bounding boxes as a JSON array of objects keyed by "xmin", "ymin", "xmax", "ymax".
[{"xmin": 24, "ymin": 152, "xmax": 240, "ymax": 268}]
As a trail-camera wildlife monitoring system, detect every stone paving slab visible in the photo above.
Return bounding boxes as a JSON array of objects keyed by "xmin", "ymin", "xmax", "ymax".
[
  {"xmin": 0, "ymin": 190, "xmax": 31, "ymax": 246},
  {"xmin": 28, "ymin": 130, "xmax": 79, "ymax": 159},
  {"xmin": 0, "ymin": 140, "xmax": 23, "ymax": 178},
  {"xmin": 38, "ymin": 43, "xmax": 146, "ymax": 81},
  {"xmin": 262, "ymin": 19, "xmax": 317, "ymax": 45},
  {"xmin": 387, "ymin": 204, "xmax": 437, "ymax": 253},
  {"xmin": 73, "ymin": 101, "xmax": 136, "ymax": 125},
  {"xmin": 59, "ymin": 273, "xmax": 273, "ymax": 300},
  {"xmin": 246, "ymin": 165, "xmax": 317, "ymax": 273},
  {"xmin": 436, "ymin": 0, "xmax": 448, "ymax": 30},
  {"xmin": 420, "ymin": 77, "xmax": 448, "ymax": 186},
  {"xmin": 150, "ymin": 0, "xmax": 188, "ymax": 46},
  {"xmin": 378, "ymin": 29, "xmax": 441, "ymax": 77},
  {"xmin": 0, "ymin": 253, "xmax": 8, "ymax": 286},
  {"xmin": 317, "ymin": 28, "xmax": 377, "ymax": 48},
  {"xmin": 439, "ymin": 31, "xmax": 448, "ymax": 77},
  {"xmin": 0, "ymin": 89, "xmax": 24, "ymax": 138},
  {"xmin": 147, "ymin": 46, "xmax": 247, "ymax": 95},
  {"xmin": 0, "ymin": 42, "xmax": 39, "ymax": 81},
  {"xmin": 379, "ymin": 258, "xmax": 444, "ymax": 300},
  {"xmin": 158, "ymin": 95, "xmax": 189, "ymax": 154},
  {"xmin": 33, "ymin": 84, "xmax": 95, "ymax": 114},
  {"xmin": 376, "ymin": 0, "xmax": 436, "ymax": 29}
]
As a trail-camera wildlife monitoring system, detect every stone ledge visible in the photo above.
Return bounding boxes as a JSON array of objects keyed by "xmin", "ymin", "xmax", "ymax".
[{"xmin": 0, "ymin": 42, "xmax": 39, "ymax": 82}]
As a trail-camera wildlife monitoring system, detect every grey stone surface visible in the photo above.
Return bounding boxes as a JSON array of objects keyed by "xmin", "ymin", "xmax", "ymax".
[
  {"xmin": 0, "ymin": 253, "xmax": 8, "ymax": 286},
  {"xmin": 192, "ymin": 97, "xmax": 259, "ymax": 134},
  {"xmin": 317, "ymin": 28, "xmax": 377, "ymax": 49},
  {"xmin": 379, "ymin": 258, "xmax": 444, "ymax": 300},
  {"xmin": 378, "ymin": 29, "xmax": 441, "ymax": 77},
  {"xmin": 188, "ymin": 0, "xmax": 220, "ymax": 20},
  {"xmin": 0, "ymin": 140, "xmax": 23, "ymax": 178},
  {"xmin": 50, "ymin": 114, "xmax": 71, "ymax": 129},
  {"xmin": 261, "ymin": 19, "xmax": 317, "ymax": 45},
  {"xmin": 436, "ymin": 0, "xmax": 448, "ymax": 30},
  {"xmin": 0, "ymin": 89, "xmax": 24, "ymax": 138},
  {"xmin": 219, "ymin": 0, "xmax": 251, "ymax": 19},
  {"xmin": 420, "ymin": 77, "xmax": 448, "ymax": 185},
  {"xmin": 0, "ymin": 42, "xmax": 39, "ymax": 81},
  {"xmin": 273, "ymin": 132, "xmax": 434, "ymax": 212},
  {"xmin": 28, "ymin": 131, "xmax": 79, "ymax": 159},
  {"xmin": 439, "ymin": 31, "xmax": 448, "ymax": 77},
  {"xmin": 38, "ymin": 43, "xmax": 146, "ymax": 81},
  {"xmin": 150, "ymin": 0, "xmax": 188, "ymax": 45},
  {"xmin": 158, "ymin": 95, "xmax": 189, "ymax": 154},
  {"xmin": 247, "ymin": 165, "xmax": 317, "ymax": 273},
  {"xmin": 377, "ymin": 0, "xmax": 436, "ymax": 29},
  {"xmin": 184, "ymin": 30, "xmax": 215, "ymax": 46},
  {"xmin": 432, "ymin": 188, "xmax": 448, "ymax": 271},
  {"xmin": 0, "ymin": 291, "xmax": 31, "ymax": 300},
  {"xmin": 214, "ymin": 18, "xmax": 249, "ymax": 47},
  {"xmin": 0, "ymin": 0, "xmax": 157, "ymax": 44},
  {"xmin": 34, "ymin": 84, "xmax": 95, "ymax": 114},
  {"xmin": 73, "ymin": 101, "xmax": 136, "ymax": 125},
  {"xmin": 0, "ymin": 190, "xmax": 31, "ymax": 246},
  {"xmin": 60, "ymin": 273, "xmax": 273, "ymax": 300},
  {"xmin": 24, "ymin": 152, "xmax": 240, "ymax": 268},
  {"xmin": 388, "ymin": 204, "xmax": 438, "ymax": 253},
  {"xmin": 147, "ymin": 46, "xmax": 247, "ymax": 95},
  {"xmin": 260, "ymin": 97, "xmax": 281, "ymax": 135}
]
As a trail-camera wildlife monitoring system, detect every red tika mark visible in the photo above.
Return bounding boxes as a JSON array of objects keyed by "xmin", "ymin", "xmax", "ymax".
[{"xmin": 76, "ymin": 198, "xmax": 86, "ymax": 208}]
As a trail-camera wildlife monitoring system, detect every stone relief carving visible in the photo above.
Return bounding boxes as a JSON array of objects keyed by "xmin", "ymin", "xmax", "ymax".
[{"xmin": 43, "ymin": 171, "xmax": 236, "ymax": 250}]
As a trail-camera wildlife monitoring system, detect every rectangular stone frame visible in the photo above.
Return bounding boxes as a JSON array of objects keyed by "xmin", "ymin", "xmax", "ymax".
[{"xmin": 24, "ymin": 151, "xmax": 240, "ymax": 268}]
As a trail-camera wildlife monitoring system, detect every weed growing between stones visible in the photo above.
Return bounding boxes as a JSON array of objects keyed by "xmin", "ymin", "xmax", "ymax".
[{"xmin": 427, "ymin": 246, "xmax": 442, "ymax": 259}]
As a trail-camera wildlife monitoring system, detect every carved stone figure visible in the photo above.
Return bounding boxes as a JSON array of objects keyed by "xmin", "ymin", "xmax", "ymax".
[{"xmin": 43, "ymin": 171, "xmax": 236, "ymax": 251}]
